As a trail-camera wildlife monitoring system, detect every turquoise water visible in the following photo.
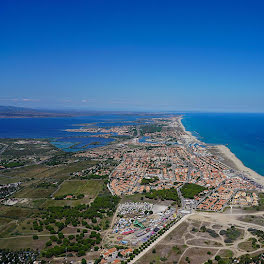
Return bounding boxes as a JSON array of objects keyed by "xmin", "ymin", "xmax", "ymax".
[
  {"xmin": 0, "ymin": 114, "xmax": 156, "ymax": 152},
  {"xmin": 182, "ymin": 113, "xmax": 264, "ymax": 176}
]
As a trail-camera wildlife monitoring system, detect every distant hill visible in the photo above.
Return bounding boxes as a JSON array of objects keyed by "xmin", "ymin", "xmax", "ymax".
[
  {"xmin": 0, "ymin": 106, "xmax": 72, "ymax": 118},
  {"xmin": 0, "ymin": 105, "xmax": 170, "ymax": 118}
]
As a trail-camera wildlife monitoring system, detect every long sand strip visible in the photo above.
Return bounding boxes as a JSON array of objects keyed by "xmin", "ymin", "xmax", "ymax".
[
  {"xmin": 216, "ymin": 144, "xmax": 264, "ymax": 187},
  {"xmin": 179, "ymin": 116, "xmax": 264, "ymax": 187}
]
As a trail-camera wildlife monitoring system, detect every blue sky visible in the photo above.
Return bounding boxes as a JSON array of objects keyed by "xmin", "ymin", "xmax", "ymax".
[{"xmin": 0, "ymin": 0, "xmax": 264, "ymax": 112}]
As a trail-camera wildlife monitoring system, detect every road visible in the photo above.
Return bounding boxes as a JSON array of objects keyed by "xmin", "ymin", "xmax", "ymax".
[{"xmin": 129, "ymin": 213, "xmax": 192, "ymax": 264}]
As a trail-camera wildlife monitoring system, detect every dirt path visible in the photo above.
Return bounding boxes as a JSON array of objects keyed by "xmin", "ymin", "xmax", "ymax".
[
  {"xmin": 132, "ymin": 210, "xmax": 264, "ymax": 263},
  {"xmin": 129, "ymin": 214, "xmax": 192, "ymax": 264}
]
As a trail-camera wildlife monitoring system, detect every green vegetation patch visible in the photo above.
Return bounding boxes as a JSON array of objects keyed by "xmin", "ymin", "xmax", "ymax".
[
  {"xmin": 0, "ymin": 222, "xmax": 17, "ymax": 238},
  {"xmin": 14, "ymin": 186, "xmax": 56, "ymax": 199},
  {"xmin": 0, "ymin": 161, "xmax": 25, "ymax": 168},
  {"xmin": 181, "ymin": 183, "xmax": 207, "ymax": 199},
  {"xmin": 54, "ymin": 180, "xmax": 103, "ymax": 198},
  {"xmin": 218, "ymin": 249, "xmax": 234, "ymax": 259},
  {"xmin": 248, "ymin": 228, "xmax": 264, "ymax": 243},
  {"xmin": 145, "ymin": 187, "xmax": 181, "ymax": 205},
  {"xmin": 238, "ymin": 238, "xmax": 260, "ymax": 252},
  {"xmin": 0, "ymin": 236, "xmax": 49, "ymax": 250},
  {"xmin": 0, "ymin": 205, "xmax": 34, "ymax": 220},
  {"xmin": 220, "ymin": 226, "xmax": 241, "ymax": 243},
  {"xmin": 140, "ymin": 124, "xmax": 164, "ymax": 135},
  {"xmin": 34, "ymin": 194, "xmax": 120, "ymax": 258},
  {"xmin": 255, "ymin": 193, "xmax": 264, "ymax": 211}
]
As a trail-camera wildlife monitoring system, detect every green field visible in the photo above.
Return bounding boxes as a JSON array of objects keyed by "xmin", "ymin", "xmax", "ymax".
[
  {"xmin": 0, "ymin": 236, "xmax": 49, "ymax": 250},
  {"xmin": 53, "ymin": 179, "xmax": 103, "ymax": 197},
  {"xmin": 0, "ymin": 206, "xmax": 34, "ymax": 220},
  {"xmin": 14, "ymin": 186, "xmax": 57, "ymax": 199},
  {"xmin": 1, "ymin": 160, "xmax": 97, "ymax": 184}
]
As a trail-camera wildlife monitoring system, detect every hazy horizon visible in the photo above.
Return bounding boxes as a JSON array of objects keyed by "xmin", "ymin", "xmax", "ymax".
[{"xmin": 1, "ymin": 104, "xmax": 264, "ymax": 114}]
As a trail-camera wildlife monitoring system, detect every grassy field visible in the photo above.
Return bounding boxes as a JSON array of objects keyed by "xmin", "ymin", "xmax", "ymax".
[
  {"xmin": 0, "ymin": 221, "xmax": 17, "ymax": 238},
  {"xmin": 43, "ymin": 197, "xmax": 93, "ymax": 207},
  {"xmin": 0, "ymin": 165, "xmax": 49, "ymax": 184},
  {"xmin": 0, "ymin": 236, "xmax": 49, "ymax": 250},
  {"xmin": 218, "ymin": 249, "xmax": 234, "ymax": 258},
  {"xmin": 14, "ymin": 186, "xmax": 57, "ymax": 199},
  {"xmin": 121, "ymin": 193, "xmax": 146, "ymax": 203},
  {"xmin": 0, "ymin": 205, "xmax": 34, "ymax": 219},
  {"xmin": 0, "ymin": 206, "xmax": 36, "ymax": 238},
  {"xmin": 0, "ymin": 138, "xmax": 59, "ymax": 158},
  {"xmin": 1, "ymin": 160, "xmax": 97, "ymax": 184},
  {"xmin": 53, "ymin": 179, "xmax": 103, "ymax": 197}
]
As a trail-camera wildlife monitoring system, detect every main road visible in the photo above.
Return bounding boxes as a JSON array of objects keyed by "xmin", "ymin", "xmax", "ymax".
[{"xmin": 128, "ymin": 213, "xmax": 192, "ymax": 264}]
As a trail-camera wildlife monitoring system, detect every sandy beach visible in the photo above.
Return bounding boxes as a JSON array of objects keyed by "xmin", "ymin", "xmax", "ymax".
[
  {"xmin": 216, "ymin": 144, "xmax": 264, "ymax": 186},
  {"xmin": 178, "ymin": 116, "xmax": 264, "ymax": 187}
]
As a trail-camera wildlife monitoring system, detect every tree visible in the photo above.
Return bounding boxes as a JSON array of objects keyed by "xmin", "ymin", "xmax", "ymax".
[
  {"xmin": 81, "ymin": 259, "xmax": 87, "ymax": 264},
  {"xmin": 78, "ymin": 250, "xmax": 85, "ymax": 257},
  {"xmin": 215, "ymin": 255, "xmax": 221, "ymax": 261},
  {"xmin": 46, "ymin": 241, "xmax": 52, "ymax": 247},
  {"xmin": 33, "ymin": 235, "xmax": 39, "ymax": 240},
  {"xmin": 58, "ymin": 232, "xmax": 64, "ymax": 239}
]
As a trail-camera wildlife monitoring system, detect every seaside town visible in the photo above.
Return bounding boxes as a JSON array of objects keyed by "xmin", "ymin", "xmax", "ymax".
[
  {"xmin": 1, "ymin": 115, "xmax": 264, "ymax": 264},
  {"xmin": 106, "ymin": 116, "xmax": 262, "ymax": 212},
  {"xmin": 2, "ymin": 1, "xmax": 264, "ymax": 263},
  {"xmin": 74, "ymin": 116, "xmax": 264, "ymax": 264}
]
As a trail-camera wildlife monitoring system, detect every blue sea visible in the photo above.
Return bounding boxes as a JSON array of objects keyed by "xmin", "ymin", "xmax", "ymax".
[{"xmin": 182, "ymin": 113, "xmax": 264, "ymax": 176}]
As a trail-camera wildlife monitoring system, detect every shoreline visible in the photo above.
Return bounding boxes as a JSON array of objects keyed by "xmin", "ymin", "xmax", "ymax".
[
  {"xmin": 216, "ymin": 145, "xmax": 264, "ymax": 186},
  {"xmin": 179, "ymin": 116, "xmax": 264, "ymax": 187}
]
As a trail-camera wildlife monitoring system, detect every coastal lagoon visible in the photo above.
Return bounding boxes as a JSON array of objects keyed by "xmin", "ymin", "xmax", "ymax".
[
  {"xmin": 0, "ymin": 114, "xmax": 154, "ymax": 152},
  {"xmin": 182, "ymin": 113, "xmax": 264, "ymax": 176}
]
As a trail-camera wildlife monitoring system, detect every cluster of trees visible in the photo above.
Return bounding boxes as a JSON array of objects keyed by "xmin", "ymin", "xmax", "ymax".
[
  {"xmin": 238, "ymin": 253, "xmax": 264, "ymax": 264},
  {"xmin": 199, "ymin": 225, "xmax": 219, "ymax": 238},
  {"xmin": 181, "ymin": 183, "xmax": 207, "ymax": 199},
  {"xmin": 255, "ymin": 193, "xmax": 264, "ymax": 210},
  {"xmin": 42, "ymin": 230, "xmax": 102, "ymax": 258},
  {"xmin": 248, "ymin": 228, "xmax": 264, "ymax": 243},
  {"xmin": 220, "ymin": 226, "xmax": 241, "ymax": 243},
  {"xmin": 0, "ymin": 160, "xmax": 24, "ymax": 168},
  {"xmin": 205, "ymin": 253, "xmax": 264, "ymax": 264},
  {"xmin": 144, "ymin": 188, "xmax": 181, "ymax": 205},
  {"xmin": 140, "ymin": 177, "xmax": 159, "ymax": 185},
  {"xmin": 249, "ymin": 237, "xmax": 260, "ymax": 249},
  {"xmin": 33, "ymin": 194, "xmax": 119, "ymax": 258},
  {"xmin": 34, "ymin": 195, "xmax": 119, "ymax": 231}
]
